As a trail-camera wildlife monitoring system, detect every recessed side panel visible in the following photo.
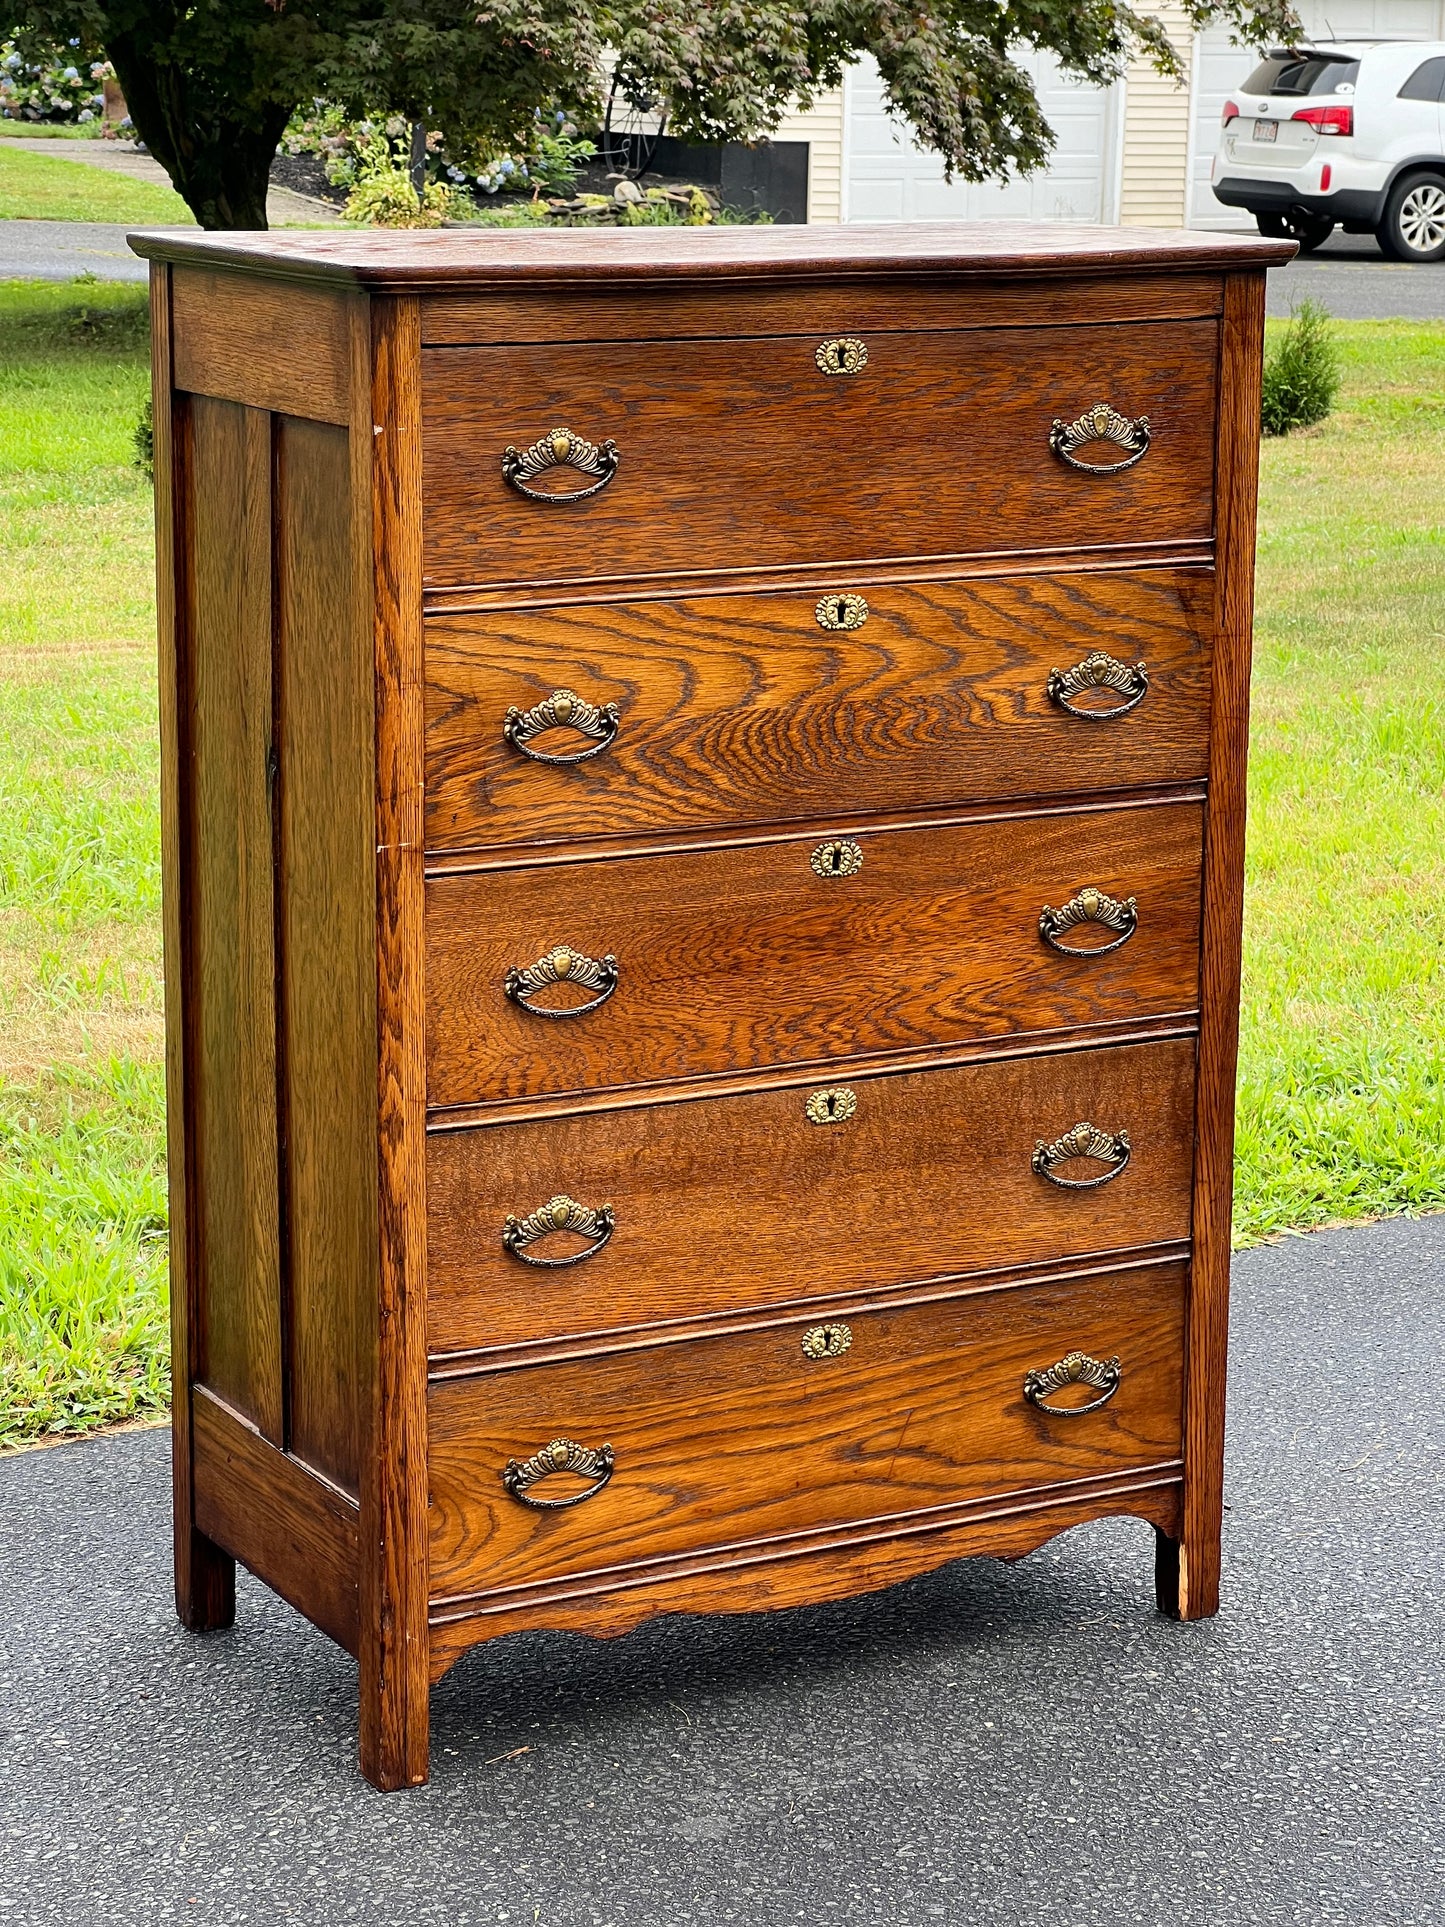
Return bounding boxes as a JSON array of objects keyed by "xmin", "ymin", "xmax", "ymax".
[
  {"xmin": 275, "ymin": 415, "xmax": 379, "ymax": 1495},
  {"xmin": 185, "ymin": 394, "xmax": 284, "ymax": 1442}
]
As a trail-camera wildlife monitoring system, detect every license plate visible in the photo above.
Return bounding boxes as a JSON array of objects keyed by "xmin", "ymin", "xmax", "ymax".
[{"xmin": 1252, "ymin": 119, "xmax": 1278, "ymax": 142}]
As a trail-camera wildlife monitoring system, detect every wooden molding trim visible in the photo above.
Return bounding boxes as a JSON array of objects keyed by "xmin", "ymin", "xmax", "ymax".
[{"xmin": 171, "ymin": 266, "xmax": 352, "ymax": 425}]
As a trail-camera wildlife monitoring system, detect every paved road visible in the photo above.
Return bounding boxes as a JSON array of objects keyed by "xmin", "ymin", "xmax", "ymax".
[
  {"xmin": 2, "ymin": 1213, "xmax": 1441, "ymax": 1925},
  {"xmin": 0, "ymin": 217, "xmax": 154, "ymax": 280},
  {"xmin": 1268, "ymin": 229, "xmax": 1445, "ymax": 319}
]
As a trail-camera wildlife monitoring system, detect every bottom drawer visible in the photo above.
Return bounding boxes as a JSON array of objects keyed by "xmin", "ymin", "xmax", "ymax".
[{"xmin": 428, "ymin": 1260, "xmax": 1186, "ymax": 1603}]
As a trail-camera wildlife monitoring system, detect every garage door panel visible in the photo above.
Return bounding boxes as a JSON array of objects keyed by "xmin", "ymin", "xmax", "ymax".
[{"xmin": 847, "ymin": 52, "xmax": 1118, "ymax": 224}]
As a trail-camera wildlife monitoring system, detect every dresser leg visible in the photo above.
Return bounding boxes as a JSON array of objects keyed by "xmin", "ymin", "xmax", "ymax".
[
  {"xmin": 175, "ymin": 1524, "xmax": 236, "ymax": 1632},
  {"xmin": 1153, "ymin": 1525, "xmax": 1220, "ymax": 1622},
  {"xmin": 358, "ymin": 1663, "xmax": 431, "ymax": 1792}
]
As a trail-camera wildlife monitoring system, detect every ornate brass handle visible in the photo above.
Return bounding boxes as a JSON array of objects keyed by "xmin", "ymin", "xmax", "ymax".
[
  {"xmin": 1032, "ymin": 1122, "xmax": 1132, "ymax": 1190},
  {"xmin": 1049, "ymin": 402, "xmax": 1151, "ymax": 473},
  {"xmin": 1047, "ymin": 651, "xmax": 1149, "ymax": 720},
  {"xmin": 1023, "ymin": 1351, "xmax": 1122, "ymax": 1416},
  {"xmin": 502, "ymin": 1437, "xmax": 615, "ymax": 1508},
  {"xmin": 502, "ymin": 1194, "xmax": 615, "ymax": 1267},
  {"xmin": 505, "ymin": 943, "xmax": 619, "ymax": 1018},
  {"xmin": 1039, "ymin": 886, "xmax": 1138, "ymax": 957},
  {"xmin": 504, "ymin": 688, "xmax": 621, "ymax": 765},
  {"xmin": 502, "ymin": 427, "xmax": 620, "ymax": 504}
]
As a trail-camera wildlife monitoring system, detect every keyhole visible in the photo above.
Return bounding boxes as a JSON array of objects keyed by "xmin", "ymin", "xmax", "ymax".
[
  {"xmin": 824, "ymin": 1094, "xmax": 840, "ymax": 1118},
  {"xmin": 829, "ymin": 847, "xmax": 844, "ymax": 874},
  {"xmin": 833, "ymin": 344, "xmax": 847, "ymax": 369},
  {"xmin": 833, "ymin": 599, "xmax": 848, "ymax": 625}
]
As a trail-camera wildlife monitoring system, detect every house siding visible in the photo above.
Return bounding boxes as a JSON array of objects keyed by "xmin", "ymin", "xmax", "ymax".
[
  {"xmin": 771, "ymin": 87, "xmax": 846, "ymax": 223},
  {"xmin": 1119, "ymin": 3, "xmax": 1195, "ymax": 225}
]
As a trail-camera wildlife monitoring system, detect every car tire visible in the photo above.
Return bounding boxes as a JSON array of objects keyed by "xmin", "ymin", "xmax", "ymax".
[
  {"xmin": 1256, "ymin": 211, "xmax": 1335, "ymax": 252},
  {"xmin": 1376, "ymin": 173, "xmax": 1445, "ymax": 262}
]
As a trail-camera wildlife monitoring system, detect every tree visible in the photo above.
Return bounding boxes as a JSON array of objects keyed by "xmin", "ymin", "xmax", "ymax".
[{"xmin": 10, "ymin": 0, "xmax": 1300, "ymax": 232}]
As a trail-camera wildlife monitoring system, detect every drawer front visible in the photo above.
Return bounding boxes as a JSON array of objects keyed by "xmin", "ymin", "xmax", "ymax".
[
  {"xmin": 421, "ymin": 322, "xmax": 1217, "ymax": 588},
  {"xmin": 427, "ymin": 1035, "xmax": 1196, "ymax": 1356},
  {"xmin": 428, "ymin": 1260, "xmax": 1187, "ymax": 1600},
  {"xmin": 425, "ymin": 569, "xmax": 1214, "ymax": 853},
  {"xmin": 427, "ymin": 801, "xmax": 1204, "ymax": 1109}
]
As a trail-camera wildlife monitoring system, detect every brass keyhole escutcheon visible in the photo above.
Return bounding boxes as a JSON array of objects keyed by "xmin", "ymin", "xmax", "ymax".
[
  {"xmin": 806, "ymin": 1087, "xmax": 858, "ymax": 1125},
  {"xmin": 811, "ymin": 839, "xmax": 863, "ymax": 880},
  {"xmin": 815, "ymin": 592, "xmax": 868, "ymax": 632},
  {"xmin": 801, "ymin": 1322, "xmax": 853, "ymax": 1361},
  {"xmin": 815, "ymin": 336, "xmax": 868, "ymax": 377}
]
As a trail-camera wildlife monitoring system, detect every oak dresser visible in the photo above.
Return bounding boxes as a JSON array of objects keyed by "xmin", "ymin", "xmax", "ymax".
[{"xmin": 132, "ymin": 221, "xmax": 1292, "ymax": 1789}]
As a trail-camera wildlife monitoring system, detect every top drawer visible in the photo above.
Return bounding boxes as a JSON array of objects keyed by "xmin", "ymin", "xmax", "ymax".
[{"xmin": 421, "ymin": 320, "xmax": 1218, "ymax": 589}]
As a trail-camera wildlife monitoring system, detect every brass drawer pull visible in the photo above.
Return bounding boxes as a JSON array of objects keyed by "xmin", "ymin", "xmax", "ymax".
[
  {"xmin": 505, "ymin": 943, "xmax": 619, "ymax": 1018},
  {"xmin": 1039, "ymin": 886, "xmax": 1138, "ymax": 957},
  {"xmin": 1047, "ymin": 650, "xmax": 1149, "ymax": 720},
  {"xmin": 1023, "ymin": 1350, "xmax": 1122, "ymax": 1416},
  {"xmin": 1032, "ymin": 1121, "xmax": 1131, "ymax": 1189},
  {"xmin": 504, "ymin": 688, "xmax": 620, "ymax": 765},
  {"xmin": 816, "ymin": 591, "xmax": 868, "ymax": 631},
  {"xmin": 502, "ymin": 1193, "xmax": 615, "ymax": 1267},
  {"xmin": 1049, "ymin": 402, "xmax": 1151, "ymax": 474},
  {"xmin": 816, "ymin": 336, "xmax": 868, "ymax": 376},
  {"xmin": 502, "ymin": 1437, "xmax": 615, "ymax": 1508},
  {"xmin": 502, "ymin": 427, "xmax": 620, "ymax": 504},
  {"xmin": 801, "ymin": 1322, "xmax": 853, "ymax": 1360}
]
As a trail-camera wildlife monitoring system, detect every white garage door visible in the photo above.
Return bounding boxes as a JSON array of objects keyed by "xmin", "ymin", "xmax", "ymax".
[
  {"xmin": 1189, "ymin": 0, "xmax": 1445, "ymax": 226},
  {"xmin": 845, "ymin": 53, "xmax": 1120, "ymax": 223}
]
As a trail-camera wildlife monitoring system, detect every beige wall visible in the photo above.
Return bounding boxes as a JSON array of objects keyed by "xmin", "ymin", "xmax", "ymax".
[
  {"xmin": 772, "ymin": 86, "xmax": 845, "ymax": 223},
  {"xmin": 1119, "ymin": 5, "xmax": 1195, "ymax": 226}
]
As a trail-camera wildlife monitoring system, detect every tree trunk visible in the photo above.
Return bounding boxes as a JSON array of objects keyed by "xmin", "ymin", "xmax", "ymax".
[{"xmin": 104, "ymin": 37, "xmax": 293, "ymax": 230}]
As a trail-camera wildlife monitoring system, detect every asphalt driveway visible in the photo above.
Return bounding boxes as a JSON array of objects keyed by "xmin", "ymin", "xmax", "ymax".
[{"xmin": 1, "ymin": 1212, "xmax": 1441, "ymax": 1926}]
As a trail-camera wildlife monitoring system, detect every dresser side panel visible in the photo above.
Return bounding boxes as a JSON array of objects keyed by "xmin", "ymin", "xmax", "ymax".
[
  {"xmin": 172, "ymin": 265, "xmax": 352, "ymax": 425},
  {"xmin": 184, "ymin": 394, "xmax": 285, "ymax": 1443},
  {"xmin": 275, "ymin": 414, "xmax": 380, "ymax": 1496}
]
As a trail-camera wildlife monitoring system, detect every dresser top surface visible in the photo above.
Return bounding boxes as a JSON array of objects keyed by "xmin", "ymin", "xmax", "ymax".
[{"xmin": 129, "ymin": 220, "xmax": 1293, "ymax": 290}]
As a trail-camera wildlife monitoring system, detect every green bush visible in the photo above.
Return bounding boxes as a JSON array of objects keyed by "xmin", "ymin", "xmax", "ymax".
[{"xmin": 1261, "ymin": 299, "xmax": 1340, "ymax": 436}]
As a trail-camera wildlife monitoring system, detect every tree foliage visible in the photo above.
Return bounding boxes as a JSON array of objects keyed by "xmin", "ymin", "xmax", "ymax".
[{"xmin": 9, "ymin": 0, "xmax": 1301, "ymax": 229}]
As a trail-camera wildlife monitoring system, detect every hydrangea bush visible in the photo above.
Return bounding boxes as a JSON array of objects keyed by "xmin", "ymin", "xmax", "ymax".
[{"xmin": 0, "ymin": 37, "xmax": 111, "ymax": 123}]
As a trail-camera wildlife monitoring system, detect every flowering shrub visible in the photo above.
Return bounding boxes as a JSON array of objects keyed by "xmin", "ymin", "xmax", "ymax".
[
  {"xmin": 0, "ymin": 38, "xmax": 111, "ymax": 124},
  {"xmin": 339, "ymin": 128, "xmax": 474, "ymax": 228}
]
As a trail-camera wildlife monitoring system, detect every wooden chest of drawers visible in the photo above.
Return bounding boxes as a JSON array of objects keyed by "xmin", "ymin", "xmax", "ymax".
[{"xmin": 134, "ymin": 221, "xmax": 1289, "ymax": 1790}]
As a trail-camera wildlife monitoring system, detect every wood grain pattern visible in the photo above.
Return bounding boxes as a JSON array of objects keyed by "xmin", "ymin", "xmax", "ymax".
[
  {"xmin": 186, "ymin": 395, "xmax": 284, "ymax": 1441},
  {"xmin": 129, "ymin": 221, "xmax": 1294, "ymax": 291},
  {"xmin": 358, "ymin": 294, "xmax": 432, "ymax": 1790},
  {"xmin": 425, "ymin": 800, "xmax": 1204, "ymax": 1108},
  {"xmin": 419, "ymin": 274, "xmax": 1224, "ymax": 346},
  {"xmin": 420, "ymin": 322, "xmax": 1218, "ymax": 587},
  {"xmin": 172, "ymin": 266, "xmax": 351, "ymax": 425},
  {"xmin": 153, "ymin": 265, "xmax": 237, "ymax": 1631},
  {"xmin": 424, "ymin": 568, "xmax": 1215, "ymax": 851},
  {"xmin": 429, "ymin": 1472, "xmax": 1182, "ymax": 1673},
  {"xmin": 426, "ymin": 1034, "xmax": 1198, "ymax": 1356},
  {"xmin": 1168, "ymin": 271, "xmax": 1267, "ymax": 1623},
  {"xmin": 192, "ymin": 1386, "xmax": 360, "ymax": 1654},
  {"xmin": 428, "ymin": 1261, "xmax": 1186, "ymax": 1600},
  {"xmin": 275, "ymin": 416, "xmax": 378, "ymax": 1496}
]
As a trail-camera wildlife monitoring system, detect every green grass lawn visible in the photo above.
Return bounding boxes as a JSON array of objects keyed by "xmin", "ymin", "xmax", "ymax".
[
  {"xmin": 0, "ymin": 285, "xmax": 1441, "ymax": 1445},
  {"xmin": 0, "ymin": 142, "xmax": 193, "ymax": 222}
]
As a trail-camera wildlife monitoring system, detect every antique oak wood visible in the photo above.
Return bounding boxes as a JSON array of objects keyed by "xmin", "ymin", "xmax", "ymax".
[
  {"xmin": 423, "ymin": 568, "xmax": 1214, "ymax": 851},
  {"xmin": 133, "ymin": 222, "xmax": 1287, "ymax": 1789}
]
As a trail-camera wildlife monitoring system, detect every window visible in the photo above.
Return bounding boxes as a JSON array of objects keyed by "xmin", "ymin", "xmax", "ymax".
[
  {"xmin": 1399, "ymin": 57, "xmax": 1445, "ymax": 103},
  {"xmin": 1243, "ymin": 52, "xmax": 1361, "ymax": 96}
]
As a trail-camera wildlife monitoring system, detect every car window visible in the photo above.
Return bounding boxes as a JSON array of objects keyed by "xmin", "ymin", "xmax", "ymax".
[
  {"xmin": 1242, "ymin": 53, "xmax": 1361, "ymax": 95},
  {"xmin": 1398, "ymin": 56, "xmax": 1445, "ymax": 102}
]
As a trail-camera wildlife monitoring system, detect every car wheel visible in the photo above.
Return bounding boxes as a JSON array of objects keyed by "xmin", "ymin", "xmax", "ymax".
[
  {"xmin": 1256, "ymin": 211, "xmax": 1334, "ymax": 252},
  {"xmin": 1376, "ymin": 173, "xmax": 1445, "ymax": 262}
]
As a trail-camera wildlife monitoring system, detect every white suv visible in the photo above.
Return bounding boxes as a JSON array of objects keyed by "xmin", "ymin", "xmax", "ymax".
[{"xmin": 1212, "ymin": 41, "xmax": 1445, "ymax": 261}]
